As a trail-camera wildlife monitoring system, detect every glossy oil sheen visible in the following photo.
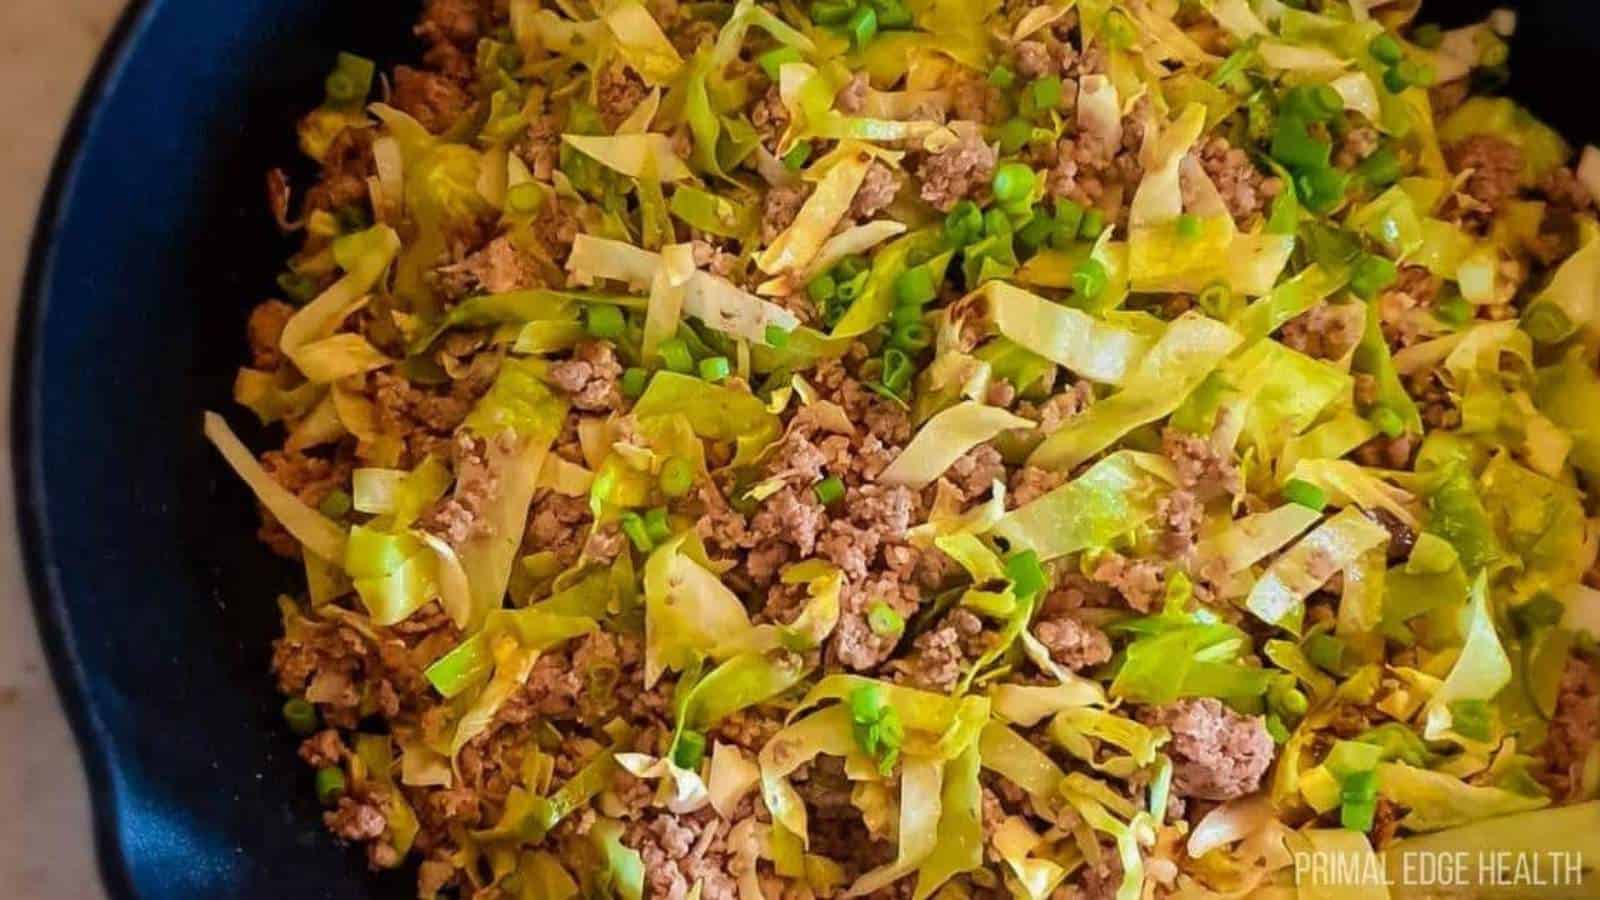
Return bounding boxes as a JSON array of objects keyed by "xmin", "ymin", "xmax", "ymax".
[{"xmin": 10, "ymin": 0, "xmax": 1590, "ymax": 896}]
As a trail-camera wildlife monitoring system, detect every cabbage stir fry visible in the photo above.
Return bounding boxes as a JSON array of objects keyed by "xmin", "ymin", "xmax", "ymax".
[{"xmin": 211, "ymin": 0, "xmax": 1600, "ymax": 896}]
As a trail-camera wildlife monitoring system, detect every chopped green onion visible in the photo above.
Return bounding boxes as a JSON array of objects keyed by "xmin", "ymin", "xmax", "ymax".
[
  {"xmin": 620, "ymin": 366, "xmax": 650, "ymax": 398},
  {"xmin": 836, "ymin": 269, "xmax": 869, "ymax": 302},
  {"xmin": 1369, "ymin": 33, "xmax": 1404, "ymax": 66},
  {"xmin": 807, "ymin": 273, "xmax": 837, "ymax": 304},
  {"xmin": 991, "ymin": 162, "xmax": 1037, "ymax": 206},
  {"xmin": 834, "ymin": 255, "xmax": 867, "ymax": 280},
  {"xmin": 1265, "ymin": 713, "xmax": 1290, "ymax": 744},
  {"xmin": 813, "ymin": 475, "xmax": 846, "ymax": 505},
  {"xmin": 867, "ymin": 601, "xmax": 904, "ymax": 636},
  {"xmin": 988, "ymin": 65, "xmax": 1015, "ymax": 88},
  {"xmin": 644, "ymin": 506, "xmax": 673, "ymax": 544},
  {"xmin": 943, "ymin": 200, "xmax": 985, "ymax": 246},
  {"xmin": 1027, "ymin": 75, "xmax": 1063, "ymax": 114},
  {"xmin": 764, "ymin": 324, "xmax": 791, "ymax": 348},
  {"xmin": 698, "ymin": 355, "xmax": 731, "ymax": 382},
  {"xmin": 1004, "ymin": 550, "xmax": 1046, "ymax": 601},
  {"xmin": 894, "ymin": 266, "xmax": 937, "ymax": 307},
  {"xmin": 890, "ymin": 320, "xmax": 932, "ymax": 351},
  {"xmin": 882, "ymin": 347, "xmax": 915, "ymax": 392},
  {"xmin": 1355, "ymin": 146, "xmax": 1402, "ymax": 188},
  {"xmin": 1078, "ymin": 207, "xmax": 1104, "ymax": 238},
  {"xmin": 1070, "ymin": 257, "xmax": 1108, "ymax": 301},
  {"xmin": 1305, "ymin": 634, "xmax": 1347, "ymax": 674},
  {"xmin": 997, "ymin": 117, "xmax": 1033, "ymax": 155},
  {"xmin": 1349, "ymin": 253, "xmax": 1399, "ymax": 300},
  {"xmin": 809, "ymin": 0, "xmax": 854, "ymax": 25},
  {"xmin": 1512, "ymin": 591, "xmax": 1565, "ymax": 637},
  {"xmin": 759, "ymin": 46, "xmax": 804, "ymax": 81},
  {"xmin": 317, "ymin": 489, "xmax": 352, "ymax": 519},
  {"xmin": 1435, "ymin": 294, "xmax": 1472, "ymax": 326},
  {"xmin": 620, "ymin": 511, "xmax": 654, "ymax": 552},
  {"xmin": 659, "ymin": 338, "xmax": 694, "ymax": 374},
  {"xmin": 873, "ymin": 0, "xmax": 912, "ymax": 29},
  {"xmin": 783, "ymin": 140, "xmax": 813, "ymax": 171},
  {"xmin": 984, "ymin": 207, "xmax": 1013, "ymax": 238},
  {"xmin": 1271, "ymin": 683, "xmax": 1310, "ymax": 718},
  {"xmin": 1271, "ymin": 117, "xmax": 1332, "ymax": 171},
  {"xmin": 506, "ymin": 182, "xmax": 543, "ymax": 215},
  {"xmin": 1054, "ymin": 198, "xmax": 1085, "ymax": 238},
  {"xmin": 1371, "ymin": 405, "xmax": 1405, "ymax": 439},
  {"xmin": 1448, "ymin": 699, "xmax": 1494, "ymax": 742},
  {"xmin": 847, "ymin": 5, "xmax": 878, "ymax": 49},
  {"xmin": 1297, "ymin": 166, "xmax": 1351, "ymax": 215},
  {"xmin": 673, "ymin": 729, "xmax": 707, "ymax": 770},
  {"xmin": 1016, "ymin": 212, "xmax": 1058, "ymax": 251},
  {"xmin": 277, "ymin": 271, "xmax": 319, "ymax": 304},
  {"xmin": 315, "ymin": 767, "xmax": 347, "ymax": 806},
  {"xmin": 585, "ymin": 304, "xmax": 625, "ymax": 339},
  {"xmin": 1175, "ymin": 213, "xmax": 1202, "ymax": 240},
  {"xmin": 659, "ymin": 457, "xmax": 696, "ymax": 499},
  {"xmin": 1339, "ymin": 769, "xmax": 1379, "ymax": 831},
  {"xmin": 1282, "ymin": 478, "xmax": 1328, "ymax": 512},
  {"xmin": 282, "ymin": 698, "xmax": 318, "ymax": 736}
]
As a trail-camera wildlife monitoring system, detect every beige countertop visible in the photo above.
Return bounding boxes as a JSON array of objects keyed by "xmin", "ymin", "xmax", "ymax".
[{"xmin": 2, "ymin": 1, "xmax": 126, "ymax": 897}]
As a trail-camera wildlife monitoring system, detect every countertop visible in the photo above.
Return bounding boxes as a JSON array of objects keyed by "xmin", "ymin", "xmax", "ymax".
[{"xmin": 2, "ymin": 1, "xmax": 126, "ymax": 897}]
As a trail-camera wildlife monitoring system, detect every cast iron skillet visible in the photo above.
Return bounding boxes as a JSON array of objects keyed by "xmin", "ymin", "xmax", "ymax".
[{"xmin": 11, "ymin": 0, "xmax": 1587, "ymax": 896}]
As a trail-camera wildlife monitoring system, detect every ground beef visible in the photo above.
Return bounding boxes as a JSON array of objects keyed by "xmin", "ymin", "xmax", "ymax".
[
  {"xmin": 596, "ymin": 63, "xmax": 648, "ymax": 131},
  {"xmin": 1540, "ymin": 657, "xmax": 1600, "ymax": 801},
  {"xmin": 831, "ymin": 576, "xmax": 920, "ymax": 671},
  {"xmin": 247, "ymin": 299, "xmax": 294, "ymax": 370},
  {"xmin": 547, "ymin": 340, "xmax": 623, "ymax": 412},
  {"xmin": 947, "ymin": 444, "xmax": 1006, "ymax": 500},
  {"xmin": 625, "ymin": 810, "xmax": 741, "ymax": 900},
  {"xmin": 1045, "ymin": 131, "xmax": 1139, "ymax": 208},
  {"xmin": 916, "ymin": 123, "xmax": 998, "ymax": 212},
  {"xmin": 1013, "ymin": 39, "xmax": 1074, "ymax": 79},
  {"xmin": 325, "ymin": 794, "xmax": 388, "ymax": 843},
  {"xmin": 1008, "ymin": 465, "xmax": 1066, "ymax": 508},
  {"xmin": 1160, "ymin": 427, "xmax": 1241, "ymax": 499},
  {"xmin": 761, "ymin": 183, "xmax": 809, "ymax": 242},
  {"xmin": 433, "ymin": 236, "xmax": 541, "ymax": 299},
  {"xmin": 1033, "ymin": 613, "xmax": 1112, "ymax": 672},
  {"xmin": 1447, "ymin": 135, "xmax": 1523, "ymax": 217},
  {"xmin": 950, "ymin": 73, "xmax": 1005, "ymax": 125},
  {"xmin": 418, "ymin": 433, "xmax": 498, "ymax": 546},
  {"xmin": 1376, "ymin": 265, "xmax": 1441, "ymax": 348},
  {"xmin": 834, "ymin": 72, "xmax": 869, "ymax": 114},
  {"xmin": 848, "ymin": 161, "xmax": 900, "ymax": 221},
  {"xmin": 391, "ymin": 66, "xmax": 472, "ymax": 134},
  {"xmin": 1142, "ymin": 698, "xmax": 1275, "ymax": 801},
  {"xmin": 299, "ymin": 728, "xmax": 346, "ymax": 768},
  {"xmin": 1189, "ymin": 136, "xmax": 1281, "ymax": 224},
  {"xmin": 526, "ymin": 490, "xmax": 597, "ymax": 566},
  {"xmin": 1090, "ymin": 552, "xmax": 1165, "ymax": 613},
  {"xmin": 514, "ymin": 114, "xmax": 562, "ymax": 182},
  {"xmin": 750, "ymin": 85, "xmax": 790, "ymax": 152},
  {"xmin": 893, "ymin": 608, "xmax": 988, "ymax": 691},
  {"xmin": 257, "ymin": 449, "xmax": 353, "ymax": 556},
  {"xmin": 1020, "ymin": 381, "xmax": 1093, "ymax": 435},
  {"xmin": 369, "ymin": 371, "xmax": 479, "ymax": 465},
  {"xmin": 1335, "ymin": 126, "xmax": 1381, "ymax": 169},
  {"xmin": 1155, "ymin": 488, "xmax": 1204, "ymax": 557},
  {"xmin": 414, "ymin": 0, "xmax": 486, "ymax": 78},
  {"xmin": 1281, "ymin": 302, "xmax": 1362, "ymax": 360},
  {"xmin": 303, "ymin": 127, "xmax": 376, "ymax": 215}
]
